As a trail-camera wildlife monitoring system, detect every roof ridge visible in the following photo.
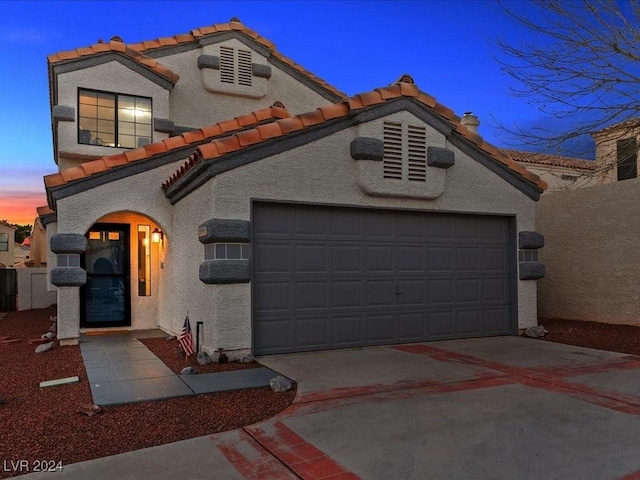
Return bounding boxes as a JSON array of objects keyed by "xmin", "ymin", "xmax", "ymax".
[
  {"xmin": 44, "ymin": 104, "xmax": 290, "ymax": 189},
  {"xmin": 161, "ymin": 80, "xmax": 547, "ymax": 192},
  {"xmin": 48, "ymin": 18, "xmax": 346, "ymax": 98},
  {"xmin": 501, "ymin": 148, "xmax": 597, "ymax": 170}
]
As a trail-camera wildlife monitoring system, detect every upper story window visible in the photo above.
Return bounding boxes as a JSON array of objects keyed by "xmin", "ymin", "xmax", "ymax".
[
  {"xmin": 617, "ymin": 137, "xmax": 638, "ymax": 181},
  {"xmin": 0, "ymin": 233, "xmax": 8, "ymax": 252},
  {"xmin": 383, "ymin": 121, "xmax": 427, "ymax": 182},
  {"xmin": 78, "ymin": 89, "xmax": 152, "ymax": 149},
  {"xmin": 219, "ymin": 46, "xmax": 252, "ymax": 87}
]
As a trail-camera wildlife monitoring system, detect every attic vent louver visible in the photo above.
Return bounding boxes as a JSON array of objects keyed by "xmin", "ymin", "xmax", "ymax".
[
  {"xmin": 220, "ymin": 46, "xmax": 235, "ymax": 84},
  {"xmin": 238, "ymin": 49, "xmax": 252, "ymax": 86},
  {"xmin": 407, "ymin": 125, "xmax": 427, "ymax": 181},
  {"xmin": 383, "ymin": 121, "xmax": 403, "ymax": 179}
]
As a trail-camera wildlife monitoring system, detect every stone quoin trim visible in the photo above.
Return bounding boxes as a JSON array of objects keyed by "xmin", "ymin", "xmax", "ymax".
[
  {"xmin": 153, "ymin": 117, "xmax": 175, "ymax": 134},
  {"xmin": 252, "ymin": 63, "xmax": 272, "ymax": 79},
  {"xmin": 50, "ymin": 267, "xmax": 87, "ymax": 287},
  {"xmin": 350, "ymin": 137, "xmax": 384, "ymax": 161},
  {"xmin": 199, "ymin": 259, "xmax": 251, "ymax": 284},
  {"xmin": 519, "ymin": 231, "xmax": 545, "ymax": 250},
  {"xmin": 50, "ymin": 234, "xmax": 87, "ymax": 254},
  {"xmin": 198, "ymin": 219, "xmax": 251, "ymax": 244},
  {"xmin": 197, "ymin": 54, "xmax": 220, "ymax": 70},
  {"xmin": 427, "ymin": 146, "xmax": 455, "ymax": 169},
  {"xmin": 52, "ymin": 105, "xmax": 75, "ymax": 122},
  {"xmin": 519, "ymin": 261, "xmax": 546, "ymax": 280}
]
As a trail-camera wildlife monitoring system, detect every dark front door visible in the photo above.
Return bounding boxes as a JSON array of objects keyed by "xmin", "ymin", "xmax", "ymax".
[{"xmin": 82, "ymin": 223, "xmax": 131, "ymax": 328}]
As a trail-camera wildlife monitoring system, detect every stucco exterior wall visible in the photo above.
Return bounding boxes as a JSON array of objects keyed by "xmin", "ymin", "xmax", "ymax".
[
  {"xmin": 157, "ymin": 39, "xmax": 335, "ymax": 129},
  {"xmin": 537, "ymin": 179, "xmax": 640, "ymax": 325},
  {"xmin": 172, "ymin": 110, "xmax": 539, "ymax": 355},
  {"xmin": 55, "ymin": 61, "xmax": 170, "ymax": 169}
]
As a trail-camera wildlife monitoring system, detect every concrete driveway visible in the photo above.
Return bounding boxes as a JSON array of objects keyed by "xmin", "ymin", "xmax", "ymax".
[{"xmin": 18, "ymin": 337, "xmax": 640, "ymax": 479}]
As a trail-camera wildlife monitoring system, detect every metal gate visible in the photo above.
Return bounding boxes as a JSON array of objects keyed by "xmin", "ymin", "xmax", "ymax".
[{"xmin": 0, "ymin": 268, "xmax": 17, "ymax": 311}]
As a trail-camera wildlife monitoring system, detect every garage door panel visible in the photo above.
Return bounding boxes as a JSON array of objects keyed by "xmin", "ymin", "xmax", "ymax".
[
  {"xmin": 254, "ymin": 244, "xmax": 290, "ymax": 273},
  {"xmin": 428, "ymin": 246, "xmax": 453, "ymax": 271},
  {"xmin": 456, "ymin": 279, "xmax": 480, "ymax": 303},
  {"xmin": 254, "ymin": 282, "xmax": 290, "ymax": 312},
  {"xmin": 367, "ymin": 314, "xmax": 396, "ymax": 342},
  {"xmin": 295, "ymin": 244, "xmax": 328, "ymax": 273},
  {"xmin": 295, "ymin": 281, "xmax": 328, "ymax": 310},
  {"xmin": 398, "ymin": 246, "xmax": 424, "ymax": 272},
  {"xmin": 333, "ymin": 315, "xmax": 364, "ymax": 345},
  {"xmin": 457, "ymin": 310, "xmax": 481, "ymax": 335},
  {"xmin": 366, "ymin": 280, "xmax": 395, "ymax": 307},
  {"xmin": 332, "ymin": 245, "xmax": 362, "ymax": 272},
  {"xmin": 399, "ymin": 312, "xmax": 426, "ymax": 340},
  {"xmin": 296, "ymin": 317, "xmax": 329, "ymax": 348},
  {"xmin": 366, "ymin": 246, "xmax": 394, "ymax": 272},
  {"xmin": 253, "ymin": 203, "xmax": 513, "ymax": 354},
  {"xmin": 332, "ymin": 281, "xmax": 363, "ymax": 308}
]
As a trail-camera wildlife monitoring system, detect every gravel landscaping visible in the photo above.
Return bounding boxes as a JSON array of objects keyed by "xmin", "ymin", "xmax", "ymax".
[{"xmin": 0, "ymin": 307, "xmax": 295, "ymax": 479}]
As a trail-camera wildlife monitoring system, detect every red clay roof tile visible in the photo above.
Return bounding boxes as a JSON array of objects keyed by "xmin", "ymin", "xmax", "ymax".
[
  {"xmin": 80, "ymin": 159, "xmax": 108, "ymax": 176},
  {"xmin": 60, "ymin": 167, "xmax": 86, "ymax": 183},
  {"xmin": 277, "ymin": 117, "xmax": 306, "ymax": 134},
  {"xmin": 182, "ymin": 130, "xmax": 206, "ymax": 144},
  {"xmin": 235, "ymin": 129, "xmax": 263, "ymax": 147},
  {"xmin": 197, "ymin": 143, "xmax": 221, "ymax": 159},
  {"xmin": 144, "ymin": 141, "xmax": 169, "ymax": 156},
  {"xmin": 298, "ymin": 110, "xmax": 325, "ymax": 127},
  {"xmin": 201, "ymin": 124, "xmax": 224, "ymax": 137},
  {"xmin": 219, "ymin": 118, "xmax": 241, "ymax": 133},
  {"xmin": 124, "ymin": 148, "xmax": 148, "ymax": 163},
  {"xmin": 215, "ymin": 135, "xmax": 242, "ymax": 154},
  {"xmin": 43, "ymin": 173, "xmax": 65, "ymax": 188},
  {"xmin": 236, "ymin": 113, "xmax": 259, "ymax": 128},
  {"xmin": 358, "ymin": 91, "xmax": 385, "ymax": 107},
  {"xmin": 103, "ymin": 153, "xmax": 128, "ymax": 168},
  {"xmin": 256, "ymin": 122, "xmax": 284, "ymax": 140},
  {"xmin": 318, "ymin": 103, "xmax": 349, "ymax": 120}
]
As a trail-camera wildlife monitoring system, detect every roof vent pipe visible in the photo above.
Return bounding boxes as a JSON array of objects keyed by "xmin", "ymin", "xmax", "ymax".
[{"xmin": 461, "ymin": 112, "xmax": 480, "ymax": 134}]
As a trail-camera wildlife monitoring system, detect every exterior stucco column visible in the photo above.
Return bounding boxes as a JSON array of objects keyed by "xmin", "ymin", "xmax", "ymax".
[{"xmin": 57, "ymin": 286, "xmax": 81, "ymax": 345}]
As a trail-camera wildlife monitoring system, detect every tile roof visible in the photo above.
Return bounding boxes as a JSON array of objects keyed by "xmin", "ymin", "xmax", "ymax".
[
  {"xmin": 162, "ymin": 76, "xmax": 548, "ymax": 192},
  {"xmin": 48, "ymin": 18, "xmax": 345, "ymax": 98},
  {"xmin": 502, "ymin": 149, "xmax": 597, "ymax": 171},
  {"xmin": 44, "ymin": 104, "xmax": 290, "ymax": 189},
  {"xmin": 36, "ymin": 206, "xmax": 55, "ymax": 217}
]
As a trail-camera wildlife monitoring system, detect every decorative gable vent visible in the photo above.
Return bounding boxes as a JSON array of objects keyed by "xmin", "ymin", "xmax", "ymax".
[
  {"xmin": 238, "ymin": 49, "xmax": 252, "ymax": 87},
  {"xmin": 407, "ymin": 125, "xmax": 427, "ymax": 182},
  {"xmin": 383, "ymin": 121, "xmax": 403, "ymax": 179},
  {"xmin": 383, "ymin": 121, "xmax": 427, "ymax": 182},
  {"xmin": 219, "ymin": 46, "xmax": 235, "ymax": 84}
]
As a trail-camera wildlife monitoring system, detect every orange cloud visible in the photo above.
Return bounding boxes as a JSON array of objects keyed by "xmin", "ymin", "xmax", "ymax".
[{"xmin": 0, "ymin": 192, "xmax": 48, "ymax": 226}]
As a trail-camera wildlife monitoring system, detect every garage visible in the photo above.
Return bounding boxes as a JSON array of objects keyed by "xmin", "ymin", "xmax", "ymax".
[{"xmin": 253, "ymin": 202, "xmax": 515, "ymax": 355}]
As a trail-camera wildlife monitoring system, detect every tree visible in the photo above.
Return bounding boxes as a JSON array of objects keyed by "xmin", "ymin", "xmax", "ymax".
[
  {"xmin": 494, "ymin": 0, "xmax": 640, "ymax": 179},
  {"xmin": 14, "ymin": 225, "xmax": 32, "ymax": 244}
]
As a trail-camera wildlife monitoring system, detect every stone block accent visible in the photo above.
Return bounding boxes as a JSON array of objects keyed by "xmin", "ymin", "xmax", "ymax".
[
  {"xmin": 50, "ymin": 267, "xmax": 87, "ymax": 286},
  {"xmin": 427, "ymin": 146, "xmax": 455, "ymax": 169},
  {"xmin": 197, "ymin": 54, "xmax": 220, "ymax": 70},
  {"xmin": 52, "ymin": 105, "xmax": 75, "ymax": 122},
  {"xmin": 154, "ymin": 117, "xmax": 175, "ymax": 134},
  {"xmin": 519, "ymin": 231, "xmax": 545, "ymax": 249},
  {"xmin": 252, "ymin": 63, "xmax": 272, "ymax": 79},
  {"xmin": 519, "ymin": 261, "xmax": 545, "ymax": 280},
  {"xmin": 198, "ymin": 219, "xmax": 250, "ymax": 244},
  {"xmin": 350, "ymin": 137, "xmax": 384, "ymax": 161},
  {"xmin": 50, "ymin": 234, "xmax": 87, "ymax": 254},
  {"xmin": 199, "ymin": 260, "xmax": 250, "ymax": 284}
]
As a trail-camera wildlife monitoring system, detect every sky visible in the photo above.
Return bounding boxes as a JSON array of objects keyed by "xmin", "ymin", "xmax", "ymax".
[{"xmin": 0, "ymin": 0, "xmax": 552, "ymax": 226}]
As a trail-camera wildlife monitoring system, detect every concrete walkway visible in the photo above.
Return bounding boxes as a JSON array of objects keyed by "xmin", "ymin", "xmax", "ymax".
[
  {"xmin": 18, "ymin": 337, "xmax": 640, "ymax": 479},
  {"xmin": 79, "ymin": 332, "xmax": 281, "ymax": 406}
]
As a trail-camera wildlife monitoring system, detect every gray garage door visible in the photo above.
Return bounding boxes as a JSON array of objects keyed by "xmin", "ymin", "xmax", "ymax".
[{"xmin": 253, "ymin": 203, "xmax": 514, "ymax": 355}]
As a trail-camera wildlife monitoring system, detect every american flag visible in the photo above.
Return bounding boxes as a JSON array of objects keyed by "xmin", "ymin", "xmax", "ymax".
[{"xmin": 178, "ymin": 315, "xmax": 195, "ymax": 356}]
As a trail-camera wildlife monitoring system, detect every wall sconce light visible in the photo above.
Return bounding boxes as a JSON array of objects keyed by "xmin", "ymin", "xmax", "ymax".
[{"xmin": 151, "ymin": 228, "xmax": 163, "ymax": 244}]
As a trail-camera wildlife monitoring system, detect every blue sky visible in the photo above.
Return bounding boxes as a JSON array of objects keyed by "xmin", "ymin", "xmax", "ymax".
[{"xmin": 0, "ymin": 0, "xmax": 552, "ymax": 225}]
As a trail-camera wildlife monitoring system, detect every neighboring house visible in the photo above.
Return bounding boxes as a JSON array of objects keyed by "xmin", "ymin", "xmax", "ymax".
[
  {"xmin": 502, "ymin": 149, "xmax": 598, "ymax": 193},
  {"xmin": 591, "ymin": 118, "xmax": 640, "ymax": 184},
  {"xmin": 40, "ymin": 20, "xmax": 547, "ymax": 356},
  {"xmin": 0, "ymin": 222, "xmax": 16, "ymax": 268}
]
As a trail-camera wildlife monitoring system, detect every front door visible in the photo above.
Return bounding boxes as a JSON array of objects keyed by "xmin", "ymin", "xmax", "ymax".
[{"xmin": 81, "ymin": 223, "xmax": 131, "ymax": 328}]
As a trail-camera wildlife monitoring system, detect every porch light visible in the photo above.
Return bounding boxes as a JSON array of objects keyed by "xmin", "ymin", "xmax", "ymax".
[{"xmin": 151, "ymin": 228, "xmax": 163, "ymax": 244}]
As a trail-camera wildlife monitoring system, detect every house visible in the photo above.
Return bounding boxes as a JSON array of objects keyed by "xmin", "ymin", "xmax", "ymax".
[
  {"xmin": 0, "ymin": 222, "xmax": 16, "ymax": 268},
  {"xmin": 591, "ymin": 118, "xmax": 640, "ymax": 183},
  {"xmin": 41, "ymin": 19, "xmax": 547, "ymax": 356}
]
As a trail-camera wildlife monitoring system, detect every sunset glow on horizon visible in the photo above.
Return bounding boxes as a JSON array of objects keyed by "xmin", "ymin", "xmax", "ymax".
[{"xmin": 0, "ymin": 192, "xmax": 46, "ymax": 226}]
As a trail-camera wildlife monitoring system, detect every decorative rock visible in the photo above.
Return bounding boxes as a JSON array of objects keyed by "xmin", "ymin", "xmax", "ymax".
[
  {"xmin": 270, "ymin": 376, "xmax": 293, "ymax": 393},
  {"xmin": 41, "ymin": 332, "xmax": 56, "ymax": 340},
  {"xmin": 181, "ymin": 366, "xmax": 197, "ymax": 375},
  {"xmin": 239, "ymin": 354, "xmax": 255, "ymax": 364},
  {"xmin": 49, "ymin": 322, "xmax": 57, "ymax": 334},
  {"xmin": 77, "ymin": 404, "xmax": 101, "ymax": 417},
  {"xmin": 197, "ymin": 352, "xmax": 212, "ymax": 365},
  {"xmin": 35, "ymin": 342, "xmax": 54, "ymax": 353},
  {"xmin": 524, "ymin": 325, "xmax": 548, "ymax": 338}
]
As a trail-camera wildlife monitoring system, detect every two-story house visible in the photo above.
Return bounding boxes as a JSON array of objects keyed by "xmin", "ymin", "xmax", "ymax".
[{"xmin": 41, "ymin": 19, "xmax": 547, "ymax": 357}]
